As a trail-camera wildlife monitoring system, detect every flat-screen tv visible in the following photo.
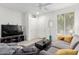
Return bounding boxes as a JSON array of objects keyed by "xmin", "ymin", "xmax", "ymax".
[{"xmin": 1, "ymin": 25, "xmax": 23, "ymax": 37}]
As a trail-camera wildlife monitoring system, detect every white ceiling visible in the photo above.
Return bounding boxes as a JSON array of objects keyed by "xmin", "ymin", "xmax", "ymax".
[{"xmin": 0, "ymin": 3, "xmax": 78, "ymax": 14}]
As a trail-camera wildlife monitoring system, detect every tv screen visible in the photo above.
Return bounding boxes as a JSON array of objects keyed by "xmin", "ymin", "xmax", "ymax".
[{"xmin": 1, "ymin": 25, "xmax": 23, "ymax": 37}]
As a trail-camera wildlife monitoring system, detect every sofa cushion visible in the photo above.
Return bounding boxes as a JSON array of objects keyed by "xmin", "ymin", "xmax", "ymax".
[
  {"xmin": 0, "ymin": 45, "xmax": 15, "ymax": 54},
  {"xmin": 45, "ymin": 47, "xmax": 59, "ymax": 55},
  {"xmin": 57, "ymin": 34, "xmax": 64, "ymax": 40},
  {"xmin": 64, "ymin": 35, "xmax": 73, "ymax": 43},
  {"xmin": 56, "ymin": 49, "xmax": 78, "ymax": 55},
  {"xmin": 14, "ymin": 46, "xmax": 38, "ymax": 55},
  {"xmin": 0, "ymin": 43, "xmax": 8, "ymax": 46},
  {"xmin": 7, "ymin": 43, "xmax": 17, "ymax": 46},
  {"xmin": 52, "ymin": 40, "xmax": 70, "ymax": 49},
  {"xmin": 0, "ymin": 43, "xmax": 19, "ymax": 55}
]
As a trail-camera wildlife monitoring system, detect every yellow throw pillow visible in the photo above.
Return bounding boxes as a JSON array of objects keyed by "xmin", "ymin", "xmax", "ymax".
[
  {"xmin": 57, "ymin": 34, "xmax": 64, "ymax": 40},
  {"xmin": 56, "ymin": 49, "xmax": 78, "ymax": 55},
  {"xmin": 64, "ymin": 35, "xmax": 73, "ymax": 43}
]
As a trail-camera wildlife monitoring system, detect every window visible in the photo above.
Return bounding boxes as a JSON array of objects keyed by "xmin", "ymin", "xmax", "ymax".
[
  {"xmin": 57, "ymin": 14, "xmax": 64, "ymax": 34},
  {"xmin": 57, "ymin": 12, "xmax": 74, "ymax": 34}
]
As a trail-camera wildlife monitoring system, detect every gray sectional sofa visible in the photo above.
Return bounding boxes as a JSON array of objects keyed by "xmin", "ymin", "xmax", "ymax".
[
  {"xmin": 41, "ymin": 34, "xmax": 79, "ymax": 55},
  {"xmin": 0, "ymin": 43, "xmax": 18, "ymax": 54},
  {"xmin": 51, "ymin": 35, "xmax": 79, "ymax": 50},
  {"xmin": 0, "ymin": 34, "xmax": 79, "ymax": 55}
]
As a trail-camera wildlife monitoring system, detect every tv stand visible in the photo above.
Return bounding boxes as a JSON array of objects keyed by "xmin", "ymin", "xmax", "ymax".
[{"xmin": 0, "ymin": 35, "xmax": 24, "ymax": 43}]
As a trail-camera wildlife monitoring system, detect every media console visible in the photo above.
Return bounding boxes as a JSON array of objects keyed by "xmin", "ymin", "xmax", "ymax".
[
  {"xmin": 0, "ymin": 24, "xmax": 24, "ymax": 43},
  {"xmin": 0, "ymin": 35, "xmax": 24, "ymax": 43}
]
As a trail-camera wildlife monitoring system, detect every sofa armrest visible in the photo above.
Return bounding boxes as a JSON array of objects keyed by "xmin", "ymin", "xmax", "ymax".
[{"xmin": 72, "ymin": 41, "xmax": 79, "ymax": 49}]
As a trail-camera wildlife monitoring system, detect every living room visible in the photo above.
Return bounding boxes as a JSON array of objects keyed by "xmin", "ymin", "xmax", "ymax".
[{"xmin": 0, "ymin": 3, "xmax": 79, "ymax": 55}]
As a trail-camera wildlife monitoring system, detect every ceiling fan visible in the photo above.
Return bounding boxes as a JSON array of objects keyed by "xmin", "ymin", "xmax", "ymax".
[
  {"xmin": 37, "ymin": 3, "xmax": 52, "ymax": 11},
  {"xmin": 32, "ymin": 3, "xmax": 52, "ymax": 18}
]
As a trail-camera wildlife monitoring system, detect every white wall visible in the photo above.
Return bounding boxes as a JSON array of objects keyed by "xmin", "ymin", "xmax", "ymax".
[
  {"xmin": 37, "ymin": 15, "xmax": 49, "ymax": 39},
  {"xmin": 28, "ymin": 14, "xmax": 38, "ymax": 40},
  {"xmin": 37, "ymin": 13, "xmax": 57, "ymax": 40},
  {"xmin": 22, "ymin": 12, "xmax": 29, "ymax": 40},
  {"xmin": 0, "ymin": 6, "xmax": 22, "ymax": 38},
  {"xmin": 27, "ymin": 14, "xmax": 51, "ymax": 40},
  {"xmin": 27, "ymin": 13, "xmax": 56, "ymax": 40}
]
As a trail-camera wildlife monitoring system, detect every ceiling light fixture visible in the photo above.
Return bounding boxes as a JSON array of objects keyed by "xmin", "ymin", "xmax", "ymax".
[
  {"xmin": 36, "ymin": 3, "xmax": 52, "ymax": 15},
  {"xmin": 32, "ymin": 3, "xmax": 52, "ymax": 18},
  {"xmin": 36, "ymin": 11, "xmax": 40, "ymax": 15}
]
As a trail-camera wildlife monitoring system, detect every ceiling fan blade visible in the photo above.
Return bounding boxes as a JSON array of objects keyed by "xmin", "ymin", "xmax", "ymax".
[
  {"xmin": 37, "ymin": 3, "xmax": 52, "ymax": 8},
  {"xmin": 42, "ymin": 3, "xmax": 52, "ymax": 6}
]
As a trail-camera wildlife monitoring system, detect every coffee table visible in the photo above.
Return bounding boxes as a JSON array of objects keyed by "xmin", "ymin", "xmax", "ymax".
[{"xmin": 35, "ymin": 39, "xmax": 51, "ymax": 54}]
